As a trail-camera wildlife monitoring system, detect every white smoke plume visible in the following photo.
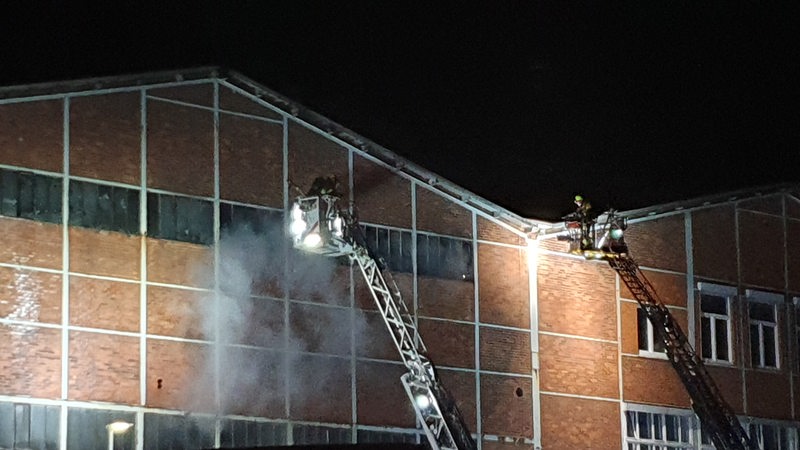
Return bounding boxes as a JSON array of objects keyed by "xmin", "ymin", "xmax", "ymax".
[{"xmin": 186, "ymin": 220, "xmax": 369, "ymax": 418}]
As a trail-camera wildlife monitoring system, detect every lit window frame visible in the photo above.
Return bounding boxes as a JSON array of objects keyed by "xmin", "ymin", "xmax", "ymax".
[
  {"xmin": 746, "ymin": 289, "xmax": 782, "ymax": 370},
  {"xmin": 637, "ymin": 307, "xmax": 668, "ymax": 360},
  {"xmin": 697, "ymin": 283, "xmax": 736, "ymax": 365}
]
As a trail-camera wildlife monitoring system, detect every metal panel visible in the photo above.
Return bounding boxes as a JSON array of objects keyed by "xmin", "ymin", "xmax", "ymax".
[
  {"xmin": 357, "ymin": 429, "xmax": 419, "ymax": 444},
  {"xmin": 0, "ymin": 402, "xmax": 60, "ymax": 450},
  {"xmin": 143, "ymin": 413, "xmax": 215, "ymax": 450},
  {"xmin": 292, "ymin": 424, "xmax": 351, "ymax": 445},
  {"xmin": 67, "ymin": 408, "xmax": 135, "ymax": 450},
  {"xmin": 219, "ymin": 419, "xmax": 287, "ymax": 448}
]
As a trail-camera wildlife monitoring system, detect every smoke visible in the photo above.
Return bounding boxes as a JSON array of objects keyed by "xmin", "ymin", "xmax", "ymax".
[{"xmin": 185, "ymin": 219, "xmax": 369, "ymax": 418}]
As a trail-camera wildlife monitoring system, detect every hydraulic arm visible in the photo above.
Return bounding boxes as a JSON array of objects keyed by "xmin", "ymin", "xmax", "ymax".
[
  {"xmin": 569, "ymin": 211, "xmax": 757, "ymax": 450},
  {"xmin": 290, "ymin": 194, "xmax": 476, "ymax": 450}
]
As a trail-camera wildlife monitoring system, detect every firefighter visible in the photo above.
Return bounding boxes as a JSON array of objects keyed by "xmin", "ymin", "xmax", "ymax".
[
  {"xmin": 574, "ymin": 195, "xmax": 594, "ymax": 250},
  {"xmin": 308, "ymin": 174, "xmax": 341, "ymax": 198}
]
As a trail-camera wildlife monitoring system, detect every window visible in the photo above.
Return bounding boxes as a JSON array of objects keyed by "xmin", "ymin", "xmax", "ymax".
[
  {"xmin": 417, "ymin": 233, "xmax": 473, "ymax": 281},
  {"xmin": 69, "ymin": 180, "xmax": 140, "ymax": 234},
  {"xmin": 0, "ymin": 401, "xmax": 60, "ymax": 450},
  {"xmin": 748, "ymin": 422, "xmax": 799, "ymax": 450},
  {"xmin": 144, "ymin": 413, "xmax": 215, "ymax": 450},
  {"xmin": 147, "ymin": 193, "xmax": 213, "ymax": 245},
  {"xmin": 361, "ymin": 225, "xmax": 413, "ymax": 273},
  {"xmin": 0, "ymin": 168, "xmax": 62, "ymax": 224},
  {"xmin": 698, "ymin": 283, "xmax": 735, "ymax": 363},
  {"xmin": 637, "ymin": 307, "xmax": 666, "ymax": 357},
  {"xmin": 747, "ymin": 290, "xmax": 781, "ymax": 369},
  {"xmin": 624, "ymin": 409, "xmax": 695, "ymax": 449},
  {"xmin": 220, "ymin": 202, "xmax": 282, "ymax": 236}
]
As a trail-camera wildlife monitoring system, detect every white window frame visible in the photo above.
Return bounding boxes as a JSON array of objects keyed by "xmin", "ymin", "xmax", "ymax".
[
  {"xmin": 746, "ymin": 289, "xmax": 782, "ymax": 370},
  {"xmin": 637, "ymin": 307, "xmax": 668, "ymax": 360},
  {"xmin": 624, "ymin": 404, "xmax": 697, "ymax": 449},
  {"xmin": 747, "ymin": 419, "xmax": 800, "ymax": 450},
  {"xmin": 698, "ymin": 283, "xmax": 736, "ymax": 364}
]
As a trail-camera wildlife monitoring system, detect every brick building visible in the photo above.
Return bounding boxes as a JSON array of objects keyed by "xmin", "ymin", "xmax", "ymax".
[{"xmin": 0, "ymin": 68, "xmax": 797, "ymax": 449}]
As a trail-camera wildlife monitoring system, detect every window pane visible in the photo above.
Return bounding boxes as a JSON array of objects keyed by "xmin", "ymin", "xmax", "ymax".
[
  {"xmin": 750, "ymin": 324, "xmax": 761, "ymax": 367},
  {"xmin": 715, "ymin": 319, "xmax": 729, "ymax": 361},
  {"xmin": 626, "ymin": 411, "xmax": 637, "ymax": 437},
  {"xmin": 749, "ymin": 302, "xmax": 775, "ymax": 322},
  {"xmin": 701, "ymin": 294, "xmax": 727, "ymax": 315},
  {"xmin": 763, "ymin": 326, "xmax": 776, "ymax": 367},
  {"xmin": 653, "ymin": 328, "xmax": 666, "ymax": 353},
  {"xmin": 638, "ymin": 412, "xmax": 652, "ymax": 439},
  {"xmin": 701, "ymin": 317, "xmax": 712, "ymax": 358},
  {"xmin": 653, "ymin": 414, "xmax": 663, "ymax": 440},
  {"xmin": 762, "ymin": 424, "xmax": 777, "ymax": 449},
  {"xmin": 638, "ymin": 309, "xmax": 649, "ymax": 351},
  {"xmin": 665, "ymin": 415, "xmax": 678, "ymax": 441}
]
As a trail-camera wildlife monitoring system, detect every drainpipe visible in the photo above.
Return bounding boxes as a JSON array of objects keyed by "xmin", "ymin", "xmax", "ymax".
[{"xmin": 526, "ymin": 237, "xmax": 543, "ymax": 450}]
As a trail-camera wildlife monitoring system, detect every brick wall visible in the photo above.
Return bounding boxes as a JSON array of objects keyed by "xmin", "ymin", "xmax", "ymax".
[
  {"xmin": 68, "ymin": 331, "xmax": 139, "ymax": 403},
  {"xmin": 0, "ymin": 100, "xmax": 63, "ymax": 172},
  {"xmin": 539, "ymin": 334, "xmax": 619, "ymax": 399},
  {"xmin": 415, "ymin": 185, "xmax": 472, "ymax": 238},
  {"xmin": 220, "ymin": 114, "xmax": 283, "ymax": 207},
  {"xmin": 692, "ymin": 205, "xmax": 738, "ymax": 283},
  {"xmin": 537, "ymin": 254, "xmax": 616, "ymax": 340},
  {"xmin": 540, "ymin": 394, "xmax": 620, "ymax": 450},
  {"xmin": 738, "ymin": 209, "xmax": 785, "ymax": 290},
  {"xmin": 625, "ymin": 214, "xmax": 686, "ymax": 272},
  {"xmin": 70, "ymin": 93, "xmax": 141, "ymax": 185},
  {"xmin": 478, "ymin": 244, "xmax": 529, "ymax": 328},
  {"xmin": 146, "ymin": 100, "xmax": 214, "ymax": 197},
  {"xmin": 479, "ymin": 374, "xmax": 533, "ymax": 438},
  {"xmin": 745, "ymin": 370, "xmax": 792, "ymax": 419},
  {"xmin": 354, "ymin": 154, "xmax": 412, "ymax": 228}
]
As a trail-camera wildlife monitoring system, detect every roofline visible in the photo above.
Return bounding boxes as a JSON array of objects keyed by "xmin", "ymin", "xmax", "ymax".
[
  {"xmin": 221, "ymin": 69, "xmax": 545, "ymax": 235},
  {"xmin": 620, "ymin": 182, "xmax": 800, "ymax": 220},
  {"xmin": 539, "ymin": 182, "xmax": 800, "ymax": 238},
  {"xmin": 0, "ymin": 66, "xmax": 223, "ymax": 100},
  {"xmin": 0, "ymin": 66, "xmax": 545, "ymax": 236}
]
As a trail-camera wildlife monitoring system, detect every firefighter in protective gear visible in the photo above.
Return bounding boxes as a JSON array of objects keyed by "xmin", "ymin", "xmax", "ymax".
[
  {"xmin": 574, "ymin": 195, "xmax": 594, "ymax": 250},
  {"xmin": 308, "ymin": 175, "xmax": 342, "ymax": 198}
]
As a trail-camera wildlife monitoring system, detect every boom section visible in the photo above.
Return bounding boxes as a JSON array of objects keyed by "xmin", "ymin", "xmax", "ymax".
[{"xmin": 289, "ymin": 195, "xmax": 475, "ymax": 450}]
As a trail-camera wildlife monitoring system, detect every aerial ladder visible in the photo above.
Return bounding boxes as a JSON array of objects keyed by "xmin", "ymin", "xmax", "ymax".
[
  {"xmin": 288, "ymin": 186, "xmax": 476, "ymax": 450},
  {"xmin": 562, "ymin": 209, "xmax": 757, "ymax": 450}
]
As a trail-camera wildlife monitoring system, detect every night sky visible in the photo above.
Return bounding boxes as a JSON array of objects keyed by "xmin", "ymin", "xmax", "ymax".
[{"xmin": 2, "ymin": 2, "xmax": 798, "ymax": 221}]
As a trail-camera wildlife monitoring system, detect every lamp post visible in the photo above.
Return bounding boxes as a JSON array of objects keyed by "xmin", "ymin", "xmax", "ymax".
[{"xmin": 106, "ymin": 421, "xmax": 133, "ymax": 450}]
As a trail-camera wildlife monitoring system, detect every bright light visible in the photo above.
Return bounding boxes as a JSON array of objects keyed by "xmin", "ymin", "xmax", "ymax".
[
  {"xmin": 302, "ymin": 232, "xmax": 322, "ymax": 248},
  {"xmin": 290, "ymin": 218, "xmax": 307, "ymax": 237},
  {"xmin": 610, "ymin": 228, "xmax": 624, "ymax": 240},
  {"xmin": 291, "ymin": 204, "xmax": 303, "ymax": 221},
  {"xmin": 332, "ymin": 217, "xmax": 343, "ymax": 237},
  {"xmin": 415, "ymin": 394, "xmax": 430, "ymax": 409},
  {"xmin": 106, "ymin": 421, "xmax": 133, "ymax": 434}
]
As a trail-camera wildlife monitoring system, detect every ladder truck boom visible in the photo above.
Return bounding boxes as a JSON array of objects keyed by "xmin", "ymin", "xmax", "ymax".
[
  {"xmin": 563, "ymin": 209, "xmax": 757, "ymax": 450},
  {"xmin": 289, "ymin": 193, "xmax": 476, "ymax": 450}
]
